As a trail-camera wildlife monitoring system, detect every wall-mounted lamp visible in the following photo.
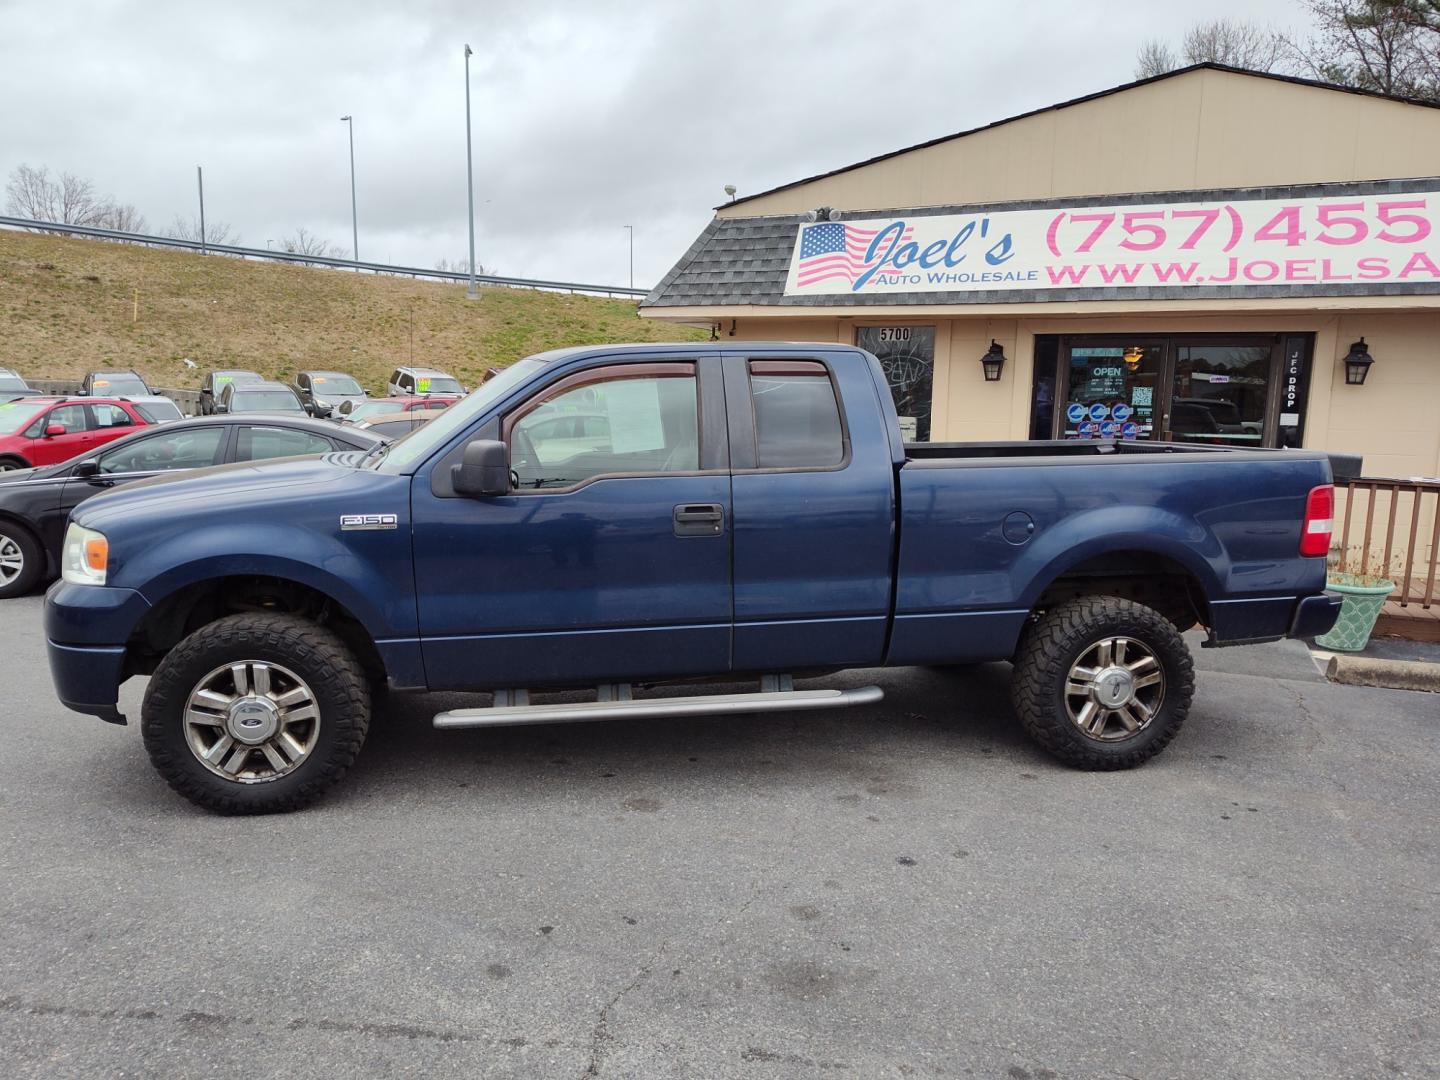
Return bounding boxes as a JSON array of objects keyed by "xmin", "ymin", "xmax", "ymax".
[
  {"xmin": 709, "ymin": 322, "xmax": 720, "ymax": 341},
  {"xmin": 980, "ymin": 339, "xmax": 1006, "ymax": 382},
  {"xmin": 1342, "ymin": 337, "xmax": 1374, "ymax": 385}
]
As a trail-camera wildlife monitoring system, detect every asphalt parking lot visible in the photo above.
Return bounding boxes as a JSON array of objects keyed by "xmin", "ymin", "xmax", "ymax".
[{"xmin": 1, "ymin": 594, "xmax": 1436, "ymax": 1079}]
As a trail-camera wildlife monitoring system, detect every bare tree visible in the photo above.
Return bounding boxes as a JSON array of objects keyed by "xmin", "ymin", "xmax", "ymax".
[
  {"xmin": 434, "ymin": 255, "xmax": 493, "ymax": 276},
  {"xmin": 1288, "ymin": 0, "xmax": 1440, "ymax": 98},
  {"xmin": 4, "ymin": 164, "xmax": 112, "ymax": 225},
  {"xmin": 1135, "ymin": 38, "xmax": 1180, "ymax": 78},
  {"xmin": 1135, "ymin": 18, "xmax": 1288, "ymax": 78},
  {"xmin": 1184, "ymin": 19, "xmax": 1288, "ymax": 70},
  {"xmin": 165, "ymin": 214, "xmax": 237, "ymax": 246},
  {"xmin": 280, "ymin": 228, "xmax": 339, "ymax": 261},
  {"xmin": 96, "ymin": 203, "xmax": 147, "ymax": 233}
]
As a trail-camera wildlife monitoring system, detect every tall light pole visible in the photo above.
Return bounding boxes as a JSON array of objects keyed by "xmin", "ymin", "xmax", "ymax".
[
  {"xmin": 196, "ymin": 165, "xmax": 206, "ymax": 254},
  {"xmin": 624, "ymin": 225, "xmax": 633, "ymax": 289},
  {"xmin": 463, "ymin": 43, "xmax": 478, "ymax": 299},
  {"xmin": 340, "ymin": 115, "xmax": 358, "ymax": 266}
]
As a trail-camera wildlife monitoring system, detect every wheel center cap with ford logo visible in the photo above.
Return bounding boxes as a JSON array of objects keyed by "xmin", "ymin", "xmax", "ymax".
[
  {"xmin": 228, "ymin": 699, "xmax": 280, "ymax": 744},
  {"xmin": 1093, "ymin": 668, "xmax": 1136, "ymax": 708}
]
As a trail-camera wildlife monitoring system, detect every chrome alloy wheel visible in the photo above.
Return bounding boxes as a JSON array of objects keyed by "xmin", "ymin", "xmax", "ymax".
[
  {"xmin": 0, "ymin": 535, "xmax": 23, "ymax": 587},
  {"xmin": 183, "ymin": 661, "xmax": 321, "ymax": 783},
  {"xmin": 1063, "ymin": 636, "xmax": 1166, "ymax": 742}
]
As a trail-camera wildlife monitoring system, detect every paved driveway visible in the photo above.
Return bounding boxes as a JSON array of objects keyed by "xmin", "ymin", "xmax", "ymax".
[{"xmin": 0, "ymin": 596, "xmax": 1435, "ymax": 1078}]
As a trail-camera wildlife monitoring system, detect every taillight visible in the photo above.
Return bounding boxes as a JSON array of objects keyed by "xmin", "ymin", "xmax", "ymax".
[{"xmin": 1300, "ymin": 484, "xmax": 1334, "ymax": 557}]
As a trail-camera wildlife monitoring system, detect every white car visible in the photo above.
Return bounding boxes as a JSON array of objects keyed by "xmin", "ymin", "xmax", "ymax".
[{"xmin": 386, "ymin": 366, "xmax": 464, "ymax": 398}]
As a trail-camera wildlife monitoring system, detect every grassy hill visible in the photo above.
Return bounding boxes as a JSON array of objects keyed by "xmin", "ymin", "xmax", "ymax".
[{"xmin": 0, "ymin": 229, "xmax": 704, "ymax": 392}]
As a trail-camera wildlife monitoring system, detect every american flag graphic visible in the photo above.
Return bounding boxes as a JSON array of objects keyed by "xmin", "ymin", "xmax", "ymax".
[{"xmin": 795, "ymin": 221, "xmax": 915, "ymax": 287}]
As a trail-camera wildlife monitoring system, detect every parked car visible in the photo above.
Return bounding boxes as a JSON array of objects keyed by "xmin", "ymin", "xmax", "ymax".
[
  {"xmin": 291, "ymin": 371, "xmax": 368, "ymax": 418},
  {"xmin": 354, "ymin": 408, "xmax": 449, "ymax": 439},
  {"xmin": 43, "ymin": 342, "xmax": 1345, "ymax": 814},
  {"xmin": 336, "ymin": 395, "xmax": 460, "ymax": 422},
  {"xmin": 386, "ymin": 365, "xmax": 464, "ymax": 398},
  {"xmin": 0, "ymin": 414, "xmax": 383, "ymax": 600},
  {"xmin": 0, "ymin": 369, "xmax": 39, "ymax": 404},
  {"xmin": 0, "ymin": 397, "xmax": 153, "ymax": 472},
  {"xmin": 79, "ymin": 370, "xmax": 151, "ymax": 398},
  {"xmin": 199, "ymin": 370, "xmax": 263, "ymax": 416},
  {"xmin": 131, "ymin": 398, "xmax": 185, "ymax": 424},
  {"xmin": 216, "ymin": 380, "xmax": 306, "ymax": 415}
]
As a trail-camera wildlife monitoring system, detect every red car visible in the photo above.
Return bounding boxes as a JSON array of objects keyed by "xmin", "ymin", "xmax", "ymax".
[{"xmin": 0, "ymin": 397, "xmax": 154, "ymax": 471}]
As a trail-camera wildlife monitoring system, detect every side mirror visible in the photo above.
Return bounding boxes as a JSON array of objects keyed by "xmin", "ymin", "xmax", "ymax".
[
  {"xmin": 73, "ymin": 459, "xmax": 100, "ymax": 479},
  {"xmin": 44, "ymin": 423, "xmax": 66, "ymax": 438},
  {"xmin": 451, "ymin": 438, "xmax": 510, "ymax": 497}
]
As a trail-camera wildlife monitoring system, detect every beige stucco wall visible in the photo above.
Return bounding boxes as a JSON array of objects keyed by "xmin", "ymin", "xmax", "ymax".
[
  {"xmin": 723, "ymin": 311, "xmax": 1440, "ymax": 480},
  {"xmin": 719, "ymin": 68, "xmax": 1440, "ymax": 218}
]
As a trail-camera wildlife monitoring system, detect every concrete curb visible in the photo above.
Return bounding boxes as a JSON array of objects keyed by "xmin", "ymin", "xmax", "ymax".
[{"xmin": 1325, "ymin": 654, "xmax": 1440, "ymax": 693}]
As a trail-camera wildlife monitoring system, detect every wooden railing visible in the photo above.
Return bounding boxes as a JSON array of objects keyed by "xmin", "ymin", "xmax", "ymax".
[{"xmin": 1336, "ymin": 478, "xmax": 1440, "ymax": 610}]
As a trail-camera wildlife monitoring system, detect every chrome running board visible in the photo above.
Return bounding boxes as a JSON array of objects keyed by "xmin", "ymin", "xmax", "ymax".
[{"xmin": 433, "ymin": 684, "xmax": 883, "ymax": 730}]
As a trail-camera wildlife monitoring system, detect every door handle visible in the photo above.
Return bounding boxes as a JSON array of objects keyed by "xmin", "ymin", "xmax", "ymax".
[{"xmin": 673, "ymin": 503, "xmax": 724, "ymax": 537}]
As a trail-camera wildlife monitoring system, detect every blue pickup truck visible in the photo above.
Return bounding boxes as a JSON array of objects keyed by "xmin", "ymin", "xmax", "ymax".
[{"xmin": 45, "ymin": 343, "xmax": 1342, "ymax": 813}]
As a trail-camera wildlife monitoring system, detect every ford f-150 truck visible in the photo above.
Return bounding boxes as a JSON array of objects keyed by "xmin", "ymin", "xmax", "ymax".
[{"xmin": 45, "ymin": 343, "xmax": 1342, "ymax": 813}]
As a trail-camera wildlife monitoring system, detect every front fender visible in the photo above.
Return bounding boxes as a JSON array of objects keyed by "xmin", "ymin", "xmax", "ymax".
[{"xmin": 118, "ymin": 524, "xmax": 416, "ymax": 640}]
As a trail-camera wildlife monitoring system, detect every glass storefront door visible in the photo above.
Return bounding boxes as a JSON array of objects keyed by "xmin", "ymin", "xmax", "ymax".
[
  {"xmin": 1169, "ymin": 343, "xmax": 1272, "ymax": 446},
  {"xmin": 855, "ymin": 325, "xmax": 935, "ymax": 442},
  {"xmin": 1043, "ymin": 334, "xmax": 1305, "ymax": 448},
  {"xmin": 1060, "ymin": 342, "xmax": 1164, "ymax": 440}
]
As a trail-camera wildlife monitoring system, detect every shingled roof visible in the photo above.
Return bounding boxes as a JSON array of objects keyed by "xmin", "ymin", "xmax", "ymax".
[{"xmin": 641, "ymin": 177, "xmax": 1440, "ymax": 310}]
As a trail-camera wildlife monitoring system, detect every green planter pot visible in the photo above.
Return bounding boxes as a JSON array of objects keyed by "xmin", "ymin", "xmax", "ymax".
[{"xmin": 1314, "ymin": 572, "xmax": 1396, "ymax": 652}]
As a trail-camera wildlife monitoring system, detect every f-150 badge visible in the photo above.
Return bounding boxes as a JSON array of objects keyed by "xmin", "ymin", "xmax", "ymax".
[{"xmin": 340, "ymin": 513, "xmax": 398, "ymax": 531}]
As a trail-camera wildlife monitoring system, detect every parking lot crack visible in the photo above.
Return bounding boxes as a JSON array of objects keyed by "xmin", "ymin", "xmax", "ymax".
[{"xmin": 580, "ymin": 941, "xmax": 668, "ymax": 1078}]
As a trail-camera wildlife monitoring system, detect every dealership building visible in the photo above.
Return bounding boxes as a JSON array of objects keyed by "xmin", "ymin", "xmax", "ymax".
[{"xmin": 640, "ymin": 64, "xmax": 1440, "ymax": 482}]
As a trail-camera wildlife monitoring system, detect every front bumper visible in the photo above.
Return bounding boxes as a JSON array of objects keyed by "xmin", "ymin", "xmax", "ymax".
[
  {"xmin": 1289, "ymin": 593, "xmax": 1344, "ymax": 640},
  {"xmin": 45, "ymin": 582, "xmax": 152, "ymax": 725}
]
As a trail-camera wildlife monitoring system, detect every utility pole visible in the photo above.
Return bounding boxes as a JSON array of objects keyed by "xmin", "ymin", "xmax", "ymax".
[
  {"xmin": 464, "ymin": 43, "xmax": 478, "ymax": 299},
  {"xmin": 625, "ymin": 225, "xmax": 634, "ymax": 289},
  {"xmin": 341, "ymin": 115, "xmax": 359, "ymax": 265},
  {"xmin": 196, "ymin": 165, "xmax": 206, "ymax": 254}
]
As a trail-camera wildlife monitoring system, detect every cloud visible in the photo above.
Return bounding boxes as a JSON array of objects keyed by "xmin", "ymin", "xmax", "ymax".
[{"xmin": 0, "ymin": 0, "xmax": 1302, "ymax": 285}]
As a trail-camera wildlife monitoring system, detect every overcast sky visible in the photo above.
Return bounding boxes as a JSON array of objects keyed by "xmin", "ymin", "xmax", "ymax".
[{"xmin": 1, "ymin": 0, "xmax": 1304, "ymax": 288}]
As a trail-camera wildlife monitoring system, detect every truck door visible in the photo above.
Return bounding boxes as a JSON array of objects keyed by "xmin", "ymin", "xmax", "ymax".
[
  {"xmin": 723, "ymin": 352, "xmax": 896, "ymax": 671},
  {"xmin": 410, "ymin": 356, "xmax": 733, "ymax": 689}
]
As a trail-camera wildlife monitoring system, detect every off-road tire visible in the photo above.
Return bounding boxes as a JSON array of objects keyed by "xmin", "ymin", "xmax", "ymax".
[
  {"xmin": 141, "ymin": 613, "xmax": 370, "ymax": 814},
  {"xmin": 1011, "ymin": 596, "xmax": 1194, "ymax": 770},
  {"xmin": 0, "ymin": 522, "xmax": 43, "ymax": 599}
]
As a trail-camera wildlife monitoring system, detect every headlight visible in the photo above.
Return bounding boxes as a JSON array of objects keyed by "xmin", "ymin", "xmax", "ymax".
[
  {"xmin": 62, "ymin": 524, "xmax": 109, "ymax": 586},
  {"xmin": 314, "ymin": 398, "xmax": 331, "ymax": 409}
]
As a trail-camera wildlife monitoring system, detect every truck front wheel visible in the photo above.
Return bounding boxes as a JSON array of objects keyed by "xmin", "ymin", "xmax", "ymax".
[
  {"xmin": 1011, "ymin": 596, "xmax": 1194, "ymax": 770},
  {"xmin": 141, "ymin": 613, "xmax": 371, "ymax": 813}
]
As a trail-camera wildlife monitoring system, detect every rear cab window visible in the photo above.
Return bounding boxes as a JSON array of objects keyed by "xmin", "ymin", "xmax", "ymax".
[{"xmin": 747, "ymin": 360, "xmax": 845, "ymax": 469}]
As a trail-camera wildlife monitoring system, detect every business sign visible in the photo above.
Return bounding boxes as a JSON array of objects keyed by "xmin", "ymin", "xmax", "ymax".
[{"xmin": 783, "ymin": 187, "xmax": 1440, "ymax": 297}]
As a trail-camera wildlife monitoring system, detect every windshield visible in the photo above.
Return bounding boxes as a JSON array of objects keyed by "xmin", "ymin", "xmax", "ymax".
[
  {"xmin": 416, "ymin": 375, "xmax": 463, "ymax": 395},
  {"xmin": 346, "ymin": 401, "xmax": 392, "ymax": 420},
  {"xmin": 0, "ymin": 401, "xmax": 48, "ymax": 434},
  {"xmin": 135, "ymin": 400, "xmax": 184, "ymax": 422},
  {"xmin": 376, "ymin": 359, "xmax": 542, "ymax": 473},
  {"xmin": 0, "ymin": 375, "xmax": 25, "ymax": 391},
  {"xmin": 92, "ymin": 375, "xmax": 148, "ymax": 395},
  {"xmin": 313, "ymin": 374, "xmax": 364, "ymax": 396},
  {"xmin": 233, "ymin": 391, "xmax": 302, "ymax": 413}
]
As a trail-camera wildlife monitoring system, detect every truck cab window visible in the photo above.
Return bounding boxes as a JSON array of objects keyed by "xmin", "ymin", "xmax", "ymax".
[
  {"xmin": 749, "ymin": 360, "xmax": 843, "ymax": 468},
  {"xmin": 508, "ymin": 367, "xmax": 698, "ymax": 489}
]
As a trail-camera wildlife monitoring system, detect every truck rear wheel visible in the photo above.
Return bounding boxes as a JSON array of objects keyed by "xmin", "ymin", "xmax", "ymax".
[
  {"xmin": 141, "ymin": 613, "xmax": 371, "ymax": 813},
  {"xmin": 1011, "ymin": 596, "xmax": 1194, "ymax": 770}
]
